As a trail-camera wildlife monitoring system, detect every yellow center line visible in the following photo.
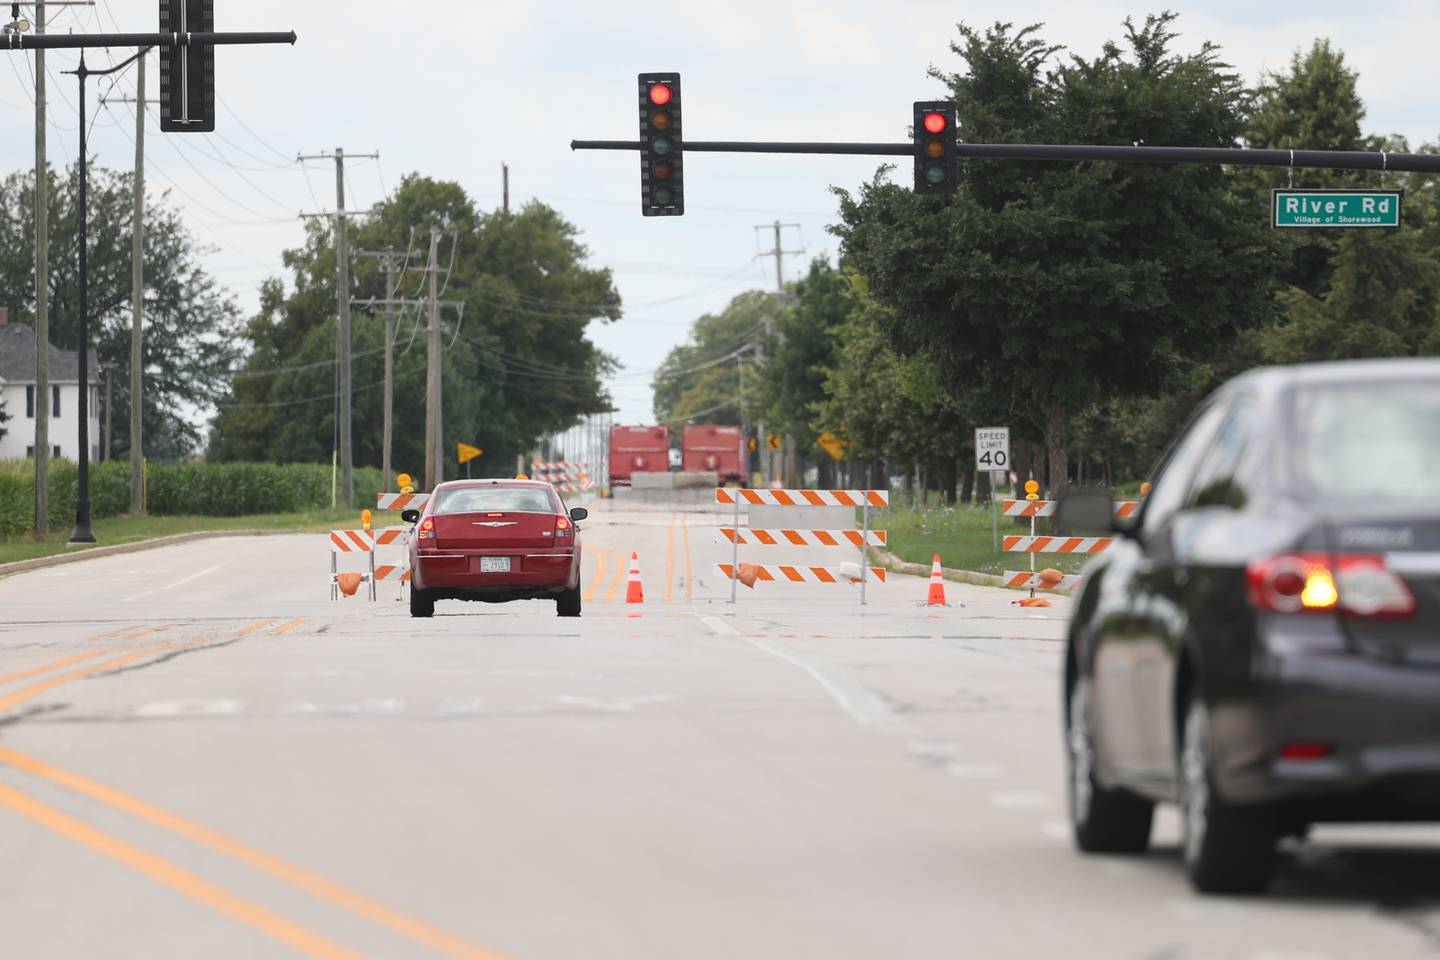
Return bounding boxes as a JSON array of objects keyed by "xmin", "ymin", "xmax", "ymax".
[
  {"xmin": 0, "ymin": 748, "xmax": 513, "ymax": 960},
  {"xmin": 601, "ymin": 548, "xmax": 628, "ymax": 604},
  {"xmin": 681, "ymin": 512, "xmax": 693, "ymax": 603},
  {"xmin": 272, "ymin": 619, "xmax": 306, "ymax": 636},
  {"xmin": 0, "ymin": 649, "xmax": 122, "ymax": 688},
  {"xmin": 234, "ymin": 620, "xmax": 275, "ymax": 636},
  {"xmin": 583, "ymin": 545, "xmax": 608, "ymax": 603},
  {"xmin": 0, "ymin": 783, "xmax": 375, "ymax": 960},
  {"xmin": 664, "ymin": 513, "xmax": 676, "ymax": 603}
]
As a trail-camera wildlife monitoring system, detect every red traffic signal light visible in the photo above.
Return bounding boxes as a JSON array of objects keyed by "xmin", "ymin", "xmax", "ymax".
[
  {"xmin": 639, "ymin": 73, "xmax": 684, "ymax": 216},
  {"xmin": 913, "ymin": 101, "xmax": 957, "ymax": 195}
]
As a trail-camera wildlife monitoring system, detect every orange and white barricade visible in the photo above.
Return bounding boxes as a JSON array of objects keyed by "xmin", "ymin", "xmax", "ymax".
[
  {"xmin": 372, "ymin": 526, "xmax": 412, "ymax": 597},
  {"xmin": 376, "ymin": 492, "xmax": 429, "ymax": 512},
  {"xmin": 715, "ymin": 487, "xmax": 889, "ymax": 605},
  {"xmin": 329, "ymin": 529, "xmax": 376, "ymax": 601},
  {"xmin": 715, "ymin": 488, "xmax": 889, "ymax": 508},
  {"xmin": 531, "ymin": 460, "xmax": 592, "ymax": 495},
  {"xmin": 999, "ymin": 497, "xmax": 1123, "ymax": 603},
  {"xmin": 1003, "ymin": 570, "xmax": 1084, "ymax": 593}
]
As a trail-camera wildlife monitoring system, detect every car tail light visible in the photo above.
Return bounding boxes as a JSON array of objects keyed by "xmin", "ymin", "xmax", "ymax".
[
  {"xmin": 417, "ymin": 517, "xmax": 435, "ymax": 541},
  {"xmin": 1247, "ymin": 553, "xmax": 1416, "ymax": 618},
  {"xmin": 555, "ymin": 516, "xmax": 573, "ymax": 538},
  {"xmin": 1279, "ymin": 742, "xmax": 1333, "ymax": 761}
]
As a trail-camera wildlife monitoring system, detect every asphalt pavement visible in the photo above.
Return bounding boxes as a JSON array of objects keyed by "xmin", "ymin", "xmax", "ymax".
[{"xmin": 1, "ymin": 500, "xmax": 1438, "ymax": 959}]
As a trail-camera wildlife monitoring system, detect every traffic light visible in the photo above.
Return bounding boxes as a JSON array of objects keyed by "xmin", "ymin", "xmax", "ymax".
[
  {"xmin": 913, "ymin": 101, "xmax": 956, "ymax": 195},
  {"xmin": 639, "ymin": 72, "xmax": 684, "ymax": 216},
  {"xmin": 159, "ymin": 0, "xmax": 216, "ymax": 132}
]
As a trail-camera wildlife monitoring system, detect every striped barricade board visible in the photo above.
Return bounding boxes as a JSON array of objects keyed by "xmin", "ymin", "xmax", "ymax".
[
  {"xmin": 329, "ymin": 529, "xmax": 374, "ymax": 553},
  {"xmin": 1003, "ymin": 570, "xmax": 1084, "ymax": 592},
  {"xmin": 717, "ymin": 528, "xmax": 887, "ymax": 547},
  {"xmin": 1002, "ymin": 499, "xmax": 1140, "ymax": 519},
  {"xmin": 715, "ymin": 488, "xmax": 889, "ymax": 507},
  {"xmin": 1003, "ymin": 535, "xmax": 1113, "ymax": 555},
  {"xmin": 715, "ymin": 563, "xmax": 888, "ymax": 585},
  {"xmin": 376, "ymin": 493, "xmax": 429, "ymax": 511}
]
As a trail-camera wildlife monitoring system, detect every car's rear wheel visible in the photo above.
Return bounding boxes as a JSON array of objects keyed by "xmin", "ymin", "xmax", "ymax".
[
  {"xmin": 409, "ymin": 588, "xmax": 435, "ymax": 618},
  {"xmin": 556, "ymin": 582, "xmax": 581, "ymax": 618},
  {"xmin": 1181, "ymin": 697, "xmax": 1277, "ymax": 894},
  {"xmin": 1067, "ymin": 674, "xmax": 1154, "ymax": 853}
]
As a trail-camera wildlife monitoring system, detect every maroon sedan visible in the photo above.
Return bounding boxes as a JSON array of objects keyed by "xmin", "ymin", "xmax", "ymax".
[{"xmin": 402, "ymin": 479, "xmax": 586, "ymax": 618}]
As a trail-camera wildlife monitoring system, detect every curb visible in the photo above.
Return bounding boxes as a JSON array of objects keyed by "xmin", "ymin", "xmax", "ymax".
[
  {"xmin": 0, "ymin": 529, "xmax": 294, "ymax": 580},
  {"xmin": 870, "ymin": 548, "xmax": 1007, "ymax": 588}
]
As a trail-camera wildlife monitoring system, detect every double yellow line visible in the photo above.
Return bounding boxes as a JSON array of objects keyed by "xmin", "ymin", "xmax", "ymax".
[
  {"xmin": 580, "ymin": 512, "xmax": 694, "ymax": 605},
  {"xmin": 0, "ymin": 620, "xmax": 511, "ymax": 960}
]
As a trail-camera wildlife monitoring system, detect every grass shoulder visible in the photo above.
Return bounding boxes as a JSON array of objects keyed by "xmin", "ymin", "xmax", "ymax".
[
  {"xmin": 875, "ymin": 502, "xmax": 1095, "ymax": 576},
  {"xmin": 0, "ymin": 509, "xmax": 363, "ymax": 566}
]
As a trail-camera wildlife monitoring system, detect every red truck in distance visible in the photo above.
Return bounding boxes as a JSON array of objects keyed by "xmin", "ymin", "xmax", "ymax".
[
  {"xmin": 682, "ymin": 424, "xmax": 746, "ymax": 485},
  {"xmin": 609, "ymin": 425, "xmax": 670, "ymax": 486}
]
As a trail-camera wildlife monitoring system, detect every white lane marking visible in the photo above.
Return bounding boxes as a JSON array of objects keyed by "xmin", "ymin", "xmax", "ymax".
[
  {"xmin": 990, "ymin": 791, "xmax": 1050, "ymax": 808},
  {"xmin": 551, "ymin": 693, "xmax": 674, "ymax": 714},
  {"xmin": 438, "ymin": 697, "xmax": 484, "ymax": 714},
  {"xmin": 696, "ymin": 615, "xmax": 741, "ymax": 636},
  {"xmin": 737, "ymin": 633, "xmax": 904, "ymax": 732},
  {"xmin": 136, "ymin": 699, "xmax": 245, "ymax": 717},
  {"xmin": 363, "ymin": 697, "xmax": 406, "ymax": 713},
  {"xmin": 122, "ymin": 564, "xmax": 223, "ymax": 603}
]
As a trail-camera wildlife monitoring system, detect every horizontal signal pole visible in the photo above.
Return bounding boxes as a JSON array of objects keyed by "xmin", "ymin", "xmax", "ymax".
[
  {"xmin": 572, "ymin": 139, "xmax": 1440, "ymax": 173},
  {"xmin": 6, "ymin": 31, "xmax": 297, "ymax": 50}
]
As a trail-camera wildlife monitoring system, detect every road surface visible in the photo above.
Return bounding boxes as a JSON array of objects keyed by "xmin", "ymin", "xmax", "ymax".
[{"xmin": 1, "ymin": 501, "xmax": 1437, "ymax": 959}]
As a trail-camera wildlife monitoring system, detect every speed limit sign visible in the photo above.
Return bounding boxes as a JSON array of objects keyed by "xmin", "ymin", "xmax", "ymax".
[{"xmin": 975, "ymin": 427, "xmax": 1010, "ymax": 471}]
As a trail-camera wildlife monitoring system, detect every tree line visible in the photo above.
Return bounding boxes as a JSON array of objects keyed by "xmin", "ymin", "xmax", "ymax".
[{"xmin": 653, "ymin": 16, "xmax": 1440, "ymax": 500}]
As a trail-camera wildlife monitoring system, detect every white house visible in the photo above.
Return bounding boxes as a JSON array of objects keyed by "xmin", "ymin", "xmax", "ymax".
[{"xmin": 0, "ymin": 308, "xmax": 100, "ymax": 463}]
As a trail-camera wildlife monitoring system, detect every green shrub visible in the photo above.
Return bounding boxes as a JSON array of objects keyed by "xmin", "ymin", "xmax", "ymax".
[{"xmin": 0, "ymin": 460, "xmax": 387, "ymax": 538}]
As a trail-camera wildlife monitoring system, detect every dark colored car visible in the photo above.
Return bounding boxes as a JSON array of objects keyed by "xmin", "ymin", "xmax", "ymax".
[
  {"xmin": 403, "ymin": 479, "xmax": 587, "ymax": 618},
  {"xmin": 1064, "ymin": 358, "xmax": 1440, "ymax": 894}
]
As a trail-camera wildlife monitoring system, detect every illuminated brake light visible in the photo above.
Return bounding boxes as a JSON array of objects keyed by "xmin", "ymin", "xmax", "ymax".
[
  {"xmin": 1247, "ymin": 553, "xmax": 1415, "ymax": 618},
  {"xmin": 1279, "ymin": 742, "xmax": 1333, "ymax": 761},
  {"xmin": 418, "ymin": 517, "xmax": 435, "ymax": 540},
  {"xmin": 555, "ymin": 516, "xmax": 573, "ymax": 537}
]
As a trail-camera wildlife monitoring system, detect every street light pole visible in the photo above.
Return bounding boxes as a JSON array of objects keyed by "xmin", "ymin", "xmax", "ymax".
[{"xmin": 67, "ymin": 50, "xmax": 96, "ymax": 543}]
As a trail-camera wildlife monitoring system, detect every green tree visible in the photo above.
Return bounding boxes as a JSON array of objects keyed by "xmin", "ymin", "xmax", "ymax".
[
  {"xmin": 651, "ymin": 290, "xmax": 779, "ymax": 426},
  {"xmin": 209, "ymin": 176, "xmax": 619, "ymax": 478},
  {"xmin": 0, "ymin": 164, "xmax": 242, "ymax": 458},
  {"xmin": 832, "ymin": 16, "xmax": 1277, "ymax": 498},
  {"xmin": 757, "ymin": 258, "xmax": 850, "ymax": 462}
]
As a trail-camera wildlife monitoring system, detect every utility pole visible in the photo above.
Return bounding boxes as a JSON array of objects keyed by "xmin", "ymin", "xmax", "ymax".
[
  {"xmin": 354, "ymin": 247, "xmax": 406, "ymax": 491},
  {"xmin": 298, "ymin": 148, "xmax": 378, "ymax": 509},
  {"xmin": 425, "ymin": 227, "xmax": 441, "ymax": 491},
  {"xmin": 32, "ymin": 0, "xmax": 49, "ymax": 535},
  {"xmin": 752, "ymin": 220, "xmax": 803, "ymax": 487},
  {"xmin": 502, "ymin": 163, "xmax": 509, "ymax": 214},
  {"xmin": 129, "ymin": 49, "xmax": 145, "ymax": 511}
]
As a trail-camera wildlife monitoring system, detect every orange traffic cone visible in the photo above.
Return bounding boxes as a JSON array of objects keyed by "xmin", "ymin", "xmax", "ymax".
[
  {"xmin": 925, "ymin": 554, "xmax": 947, "ymax": 606},
  {"xmin": 625, "ymin": 552, "xmax": 645, "ymax": 604}
]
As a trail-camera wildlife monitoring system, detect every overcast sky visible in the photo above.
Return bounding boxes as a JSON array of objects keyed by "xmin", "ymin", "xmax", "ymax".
[{"xmin": 2, "ymin": 1, "xmax": 1436, "ymax": 426}]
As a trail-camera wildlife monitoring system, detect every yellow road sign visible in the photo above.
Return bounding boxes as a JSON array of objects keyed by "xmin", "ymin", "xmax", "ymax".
[
  {"xmin": 457, "ymin": 442, "xmax": 483, "ymax": 464},
  {"xmin": 816, "ymin": 431, "xmax": 849, "ymax": 461},
  {"xmin": 767, "ymin": 434, "xmax": 781, "ymax": 450}
]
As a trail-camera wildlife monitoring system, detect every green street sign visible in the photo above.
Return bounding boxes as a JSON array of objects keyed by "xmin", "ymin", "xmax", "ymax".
[{"xmin": 1272, "ymin": 189, "xmax": 1402, "ymax": 229}]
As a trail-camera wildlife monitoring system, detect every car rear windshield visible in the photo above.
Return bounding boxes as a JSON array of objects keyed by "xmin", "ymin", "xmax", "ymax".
[
  {"xmin": 433, "ymin": 487, "xmax": 556, "ymax": 515},
  {"xmin": 1293, "ymin": 379, "xmax": 1440, "ymax": 499}
]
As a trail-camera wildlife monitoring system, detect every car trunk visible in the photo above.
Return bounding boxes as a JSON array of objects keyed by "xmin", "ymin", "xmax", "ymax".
[
  {"xmin": 1327, "ymin": 511, "xmax": 1440, "ymax": 666},
  {"xmin": 432, "ymin": 512, "xmax": 559, "ymax": 551}
]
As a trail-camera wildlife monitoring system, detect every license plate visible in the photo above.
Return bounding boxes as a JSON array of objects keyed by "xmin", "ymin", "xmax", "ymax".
[{"xmin": 479, "ymin": 556, "xmax": 511, "ymax": 574}]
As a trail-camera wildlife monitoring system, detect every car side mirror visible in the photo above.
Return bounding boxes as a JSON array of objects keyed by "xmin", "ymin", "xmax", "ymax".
[
  {"xmin": 400, "ymin": 509, "xmax": 420, "ymax": 524},
  {"xmin": 1055, "ymin": 488, "xmax": 1118, "ymax": 535},
  {"xmin": 569, "ymin": 507, "xmax": 588, "ymax": 522}
]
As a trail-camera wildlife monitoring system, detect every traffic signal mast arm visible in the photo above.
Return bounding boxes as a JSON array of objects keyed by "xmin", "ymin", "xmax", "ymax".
[
  {"xmin": 6, "ymin": 31, "xmax": 297, "ymax": 50},
  {"xmin": 573, "ymin": 138, "xmax": 1440, "ymax": 173}
]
